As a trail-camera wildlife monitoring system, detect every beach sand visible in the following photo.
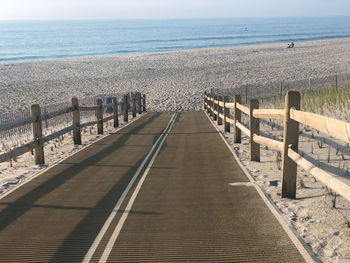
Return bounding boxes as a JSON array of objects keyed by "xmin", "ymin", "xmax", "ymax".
[{"xmin": 1, "ymin": 38, "xmax": 350, "ymax": 113}]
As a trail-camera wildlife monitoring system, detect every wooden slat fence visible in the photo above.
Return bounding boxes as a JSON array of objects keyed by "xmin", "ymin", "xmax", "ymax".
[
  {"xmin": 0, "ymin": 92, "xmax": 146, "ymax": 165},
  {"xmin": 204, "ymin": 91, "xmax": 350, "ymax": 203}
]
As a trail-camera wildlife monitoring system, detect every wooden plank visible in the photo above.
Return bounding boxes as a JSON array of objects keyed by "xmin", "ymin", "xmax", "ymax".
[
  {"xmin": 0, "ymin": 141, "xmax": 38, "ymax": 163},
  {"xmin": 281, "ymin": 91, "xmax": 300, "ymax": 199},
  {"xmin": 80, "ymin": 120, "xmax": 99, "ymax": 129},
  {"xmin": 234, "ymin": 95, "xmax": 242, "ymax": 143},
  {"xmin": 96, "ymin": 99, "xmax": 103, "ymax": 134},
  {"xmin": 102, "ymin": 115, "xmax": 114, "ymax": 122},
  {"xmin": 253, "ymin": 109, "xmax": 284, "ymax": 120},
  {"xmin": 250, "ymin": 99, "xmax": 260, "ymax": 162},
  {"xmin": 72, "ymin": 98, "xmax": 81, "ymax": 145},
  {"xmin": 42, "ymin": 107, "xmax": 73, "ymax": 121},
  {"xmin": 226, "ymin": 116, "xmax": 235, "ymax": 124},
  {"xmin": 31, "ymin": 104, "xmax": 44, "ymax": 165},
  {"xmin": 0, "ymin": 116, "xmax": 36, "ymax": 133},
  {"xmin": 236, "ymin": 121, "xmax": 250, "ymax": 138},
  {"xmin": 218, "ymin": 101, "xmax": 225, "ymax": 107},
  {"xmin": 290, "ymin": 109, "xmax": 350, "ymax": 143},
  {"xmin": 225, "ymin": 102, "xmax": 234, "ymax": 109},
  {"xmin": 236, "ymin": 103, "xmax": 250, "ymax": 115},
  {"xmin": 288, "ymin": 148, "xmax": 350, "ymax": 203},
  {"xmin": 253, "ymin": 135, "xmax": 283, "ymax": 152},
  {"xmin": 43, "ymin": 125, "xmax": 75, "ymax": 144},
  {"xmin": 79, "ymin": 106, "xmax": 100, "ymax": 111}
]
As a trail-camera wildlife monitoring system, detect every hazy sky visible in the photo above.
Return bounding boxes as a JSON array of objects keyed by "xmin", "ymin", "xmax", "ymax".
[{"xmin": 1, "ymin": 0, "xmax": 350, "ymax": 20}]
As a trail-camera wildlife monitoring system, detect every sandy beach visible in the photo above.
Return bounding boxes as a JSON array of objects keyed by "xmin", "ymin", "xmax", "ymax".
[
  {"xmin": 1, "ymin": 38, "xmax": 350, "ymax": 114},
  {"xmin": 1, "ymin": 38, "xmax": 350, "ymax": 262}
]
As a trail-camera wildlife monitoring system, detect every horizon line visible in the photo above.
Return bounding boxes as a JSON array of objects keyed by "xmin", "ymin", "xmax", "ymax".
[{"xmin": 0, "ymin": 15, "xmax": 349, "ymax": 22}]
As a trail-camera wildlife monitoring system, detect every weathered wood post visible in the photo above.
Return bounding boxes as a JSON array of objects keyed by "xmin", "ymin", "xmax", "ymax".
[
  {"xmin": 138, "ymin": 92, "xmax": 142, "ymax": 114},
  {"xmin": 132, "ymin": 93, "xmax": 137, "ymax": 118},
  {"xmin": 96, "ymin": 98, "xmax": 103, "ymax": 134},
  {"xmin": 209, "ymin": 94, "xmax": 213, "ymax": 116},
  {"xmin": 217, "ymin": 95, "xmax": 223, "ymax": 125},
  {"xmin": 224, "ymin": 96, "xmax": 230, "ymax": 132},
  {"xmin": 233, "ymin": 95, "xmax": 241, "ymax": 143},
  {"xmin": 142, "ymin": 94, "xmax": 146, "ymax": 112},
  {"xmin": 213, "ymin": 95, "xmax": 218, "ymax": 121},
  {"xmin": 31, "ymin": 104, "xmax": 44, "ymax": 165},
  {"xmin": 112, "ymin": 97, "xmax": 119, "ymax": 128},
  {"xmin": 281, "ymin": 91, "xmax": 301, "ymax": 199},
  {"xmin": 250, "ymin": 99, "xmax": 260, "ymax": 162},
  {"xmin": 72, "ymin": 97, "xmax": 81, "ymax": 145},
  {"xmin": 124, "ymin": 94, "xmax": 129, "ymax": 122}
]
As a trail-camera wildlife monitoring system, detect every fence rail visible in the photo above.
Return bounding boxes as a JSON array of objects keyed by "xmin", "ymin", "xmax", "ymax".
[
  {"xmin": 204, "ymin": 91, "xmax": 350, "ymax": 203},
  {"xmin": 0, "ymin": 92, "xmax": 146, "ymax": 165}
]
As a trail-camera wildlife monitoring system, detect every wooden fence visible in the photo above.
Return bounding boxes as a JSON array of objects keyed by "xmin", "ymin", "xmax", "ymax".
[
  {"xmin": 0, "ymin": 92, "xmax": 146, "ymax": 165},
  {"xmin": 204, "ymin": 91, "xmax": 350, "ymax": 203}
]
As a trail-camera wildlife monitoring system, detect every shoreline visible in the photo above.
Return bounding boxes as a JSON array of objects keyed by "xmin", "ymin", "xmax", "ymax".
[{"xmin": 1, "ymin": 37, "xmax": 350, "ymax": 65}]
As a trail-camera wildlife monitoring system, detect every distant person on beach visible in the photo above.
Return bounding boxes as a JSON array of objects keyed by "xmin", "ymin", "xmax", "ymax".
[{"xmin": 287, "ymin": 42, "xmax": 295, "ymax": 48}]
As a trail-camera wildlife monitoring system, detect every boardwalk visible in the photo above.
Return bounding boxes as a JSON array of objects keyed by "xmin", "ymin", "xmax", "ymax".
[{"xmin": 0, "ymin": 111, "xmax": 306, "ymax": 262}]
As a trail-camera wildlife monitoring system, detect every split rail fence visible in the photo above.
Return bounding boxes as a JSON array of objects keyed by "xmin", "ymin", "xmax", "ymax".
[
  {"xmin": 204, "ymin": 91, "xmax": 350, "ymax": 203},
  {"xmin": 0, "ymin": 92, "xmax": 146, "ymax": 165}
]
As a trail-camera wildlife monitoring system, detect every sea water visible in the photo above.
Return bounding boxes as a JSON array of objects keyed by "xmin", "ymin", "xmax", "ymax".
[{"xmin": 0, "ymin": 16, "xmax": 350, "ymax": 63}]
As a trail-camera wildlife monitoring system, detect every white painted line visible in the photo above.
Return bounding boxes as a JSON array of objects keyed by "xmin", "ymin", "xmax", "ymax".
[
  {"xmin": 82, "ymin": 112, "xmax": 176, "ymax": 263},
  {"xmin": 0, "ymin": 113, "xmax": 147, "ymax": 201},
  {"xmin": 204, "ymin": 111, "xmax": 317, "ymax": 263},
  {"xmin": 98, "ymin": 112, "xmax": 178, "ymax": 263}
]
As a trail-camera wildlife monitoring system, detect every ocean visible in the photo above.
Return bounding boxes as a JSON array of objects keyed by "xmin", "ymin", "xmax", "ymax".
[{"xmin": 0, "ymin": 16, "xmax": 350, "ymax": 63}]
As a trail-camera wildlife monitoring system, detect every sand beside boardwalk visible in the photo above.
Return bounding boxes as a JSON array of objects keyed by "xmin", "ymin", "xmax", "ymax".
[{"xmin": 1, "ymin": 38, "xmax": 350, "ymax": 113}]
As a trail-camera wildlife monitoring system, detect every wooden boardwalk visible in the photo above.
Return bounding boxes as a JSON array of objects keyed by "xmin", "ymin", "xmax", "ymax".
[{"xmin": 0, "ymin": 111, "xmax": 306, "ymax": 262}]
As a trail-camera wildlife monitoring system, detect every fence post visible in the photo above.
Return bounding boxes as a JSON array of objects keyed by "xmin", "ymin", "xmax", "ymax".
[
  {"xmin": 72, "ymin": 98, "xmax": 81, "ymax": 145},
  {"xmin": 217, "ymin": 95, "xmax": 223, "ymax": 125},
  {"xmin": 207, "ymin": 94, "xmax": 211, "ymax": 114},
  {"xmin": 224, "ymin": 96, "xmax": 230, "ymax": 132},
  {"xmin": 132, "ymin": 93, "xmax": 137, "ymax": 117},
  {"xmin": 209, "ymin": 94, "xmax": 213, "ymax": 116},
  {"xmin": 234, "ymin": 95, "xmax": 241, "ymax": 143},
  {"xmin": 113, "ymin": 97, "xmax": 119, "ymax": 128},
  {"xmin": 124, "ymin": 94, "xmax": 129, "ymax": 122},
  {"xmin": 142, "ymin": 94, "xmax": 146, "ymax": 112},
  {"xmin": 138, "ymin": 92, "xmax": 142, "ymax": 114},
  {"xmin": 96, "ymin": 98, "xmax": 103, "ymax": 134},
  {"xmin": 204, "ymin": 92, "xmax": 207, "ymax": 110},
  {"xmin": 31, "ymin": 104, "xmax": 44, "ymax": 165},
  {"xmin": 281, "ymin": 91, "xmax": 300, "ymax": 199},
  {"xmin": 213, "ymin": 95, "xmax": 218, "ymax": 121},
  {"xmin": 250, "ymin": 99, "xmax": 260, "ymax": 162}
]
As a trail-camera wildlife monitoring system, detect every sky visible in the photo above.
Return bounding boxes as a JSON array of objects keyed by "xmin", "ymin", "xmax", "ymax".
[{"xmin": 1, "ymin": 0, "xmax": 350, "ymax": 20}]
